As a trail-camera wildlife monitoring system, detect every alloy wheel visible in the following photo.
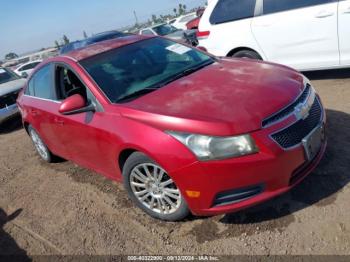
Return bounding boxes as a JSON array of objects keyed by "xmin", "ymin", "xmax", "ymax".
[
  {"xmin": 30, "ymin": 129, "xmax": 49, "ymax": 160},
  {"xmin": 129, "ymin": 163, "xmax": 182, "ymax": 215}
]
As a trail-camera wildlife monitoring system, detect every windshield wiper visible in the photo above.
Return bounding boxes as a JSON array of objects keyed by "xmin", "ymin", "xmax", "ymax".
[{"xmin": 116, "ymin": 87, "xmax": 159, "ymax": 103}]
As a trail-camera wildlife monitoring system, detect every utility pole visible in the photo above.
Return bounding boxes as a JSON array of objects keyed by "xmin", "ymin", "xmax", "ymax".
[{"xmin": 133, "ymin": 10, "xmax": 139, "ymax": 25}]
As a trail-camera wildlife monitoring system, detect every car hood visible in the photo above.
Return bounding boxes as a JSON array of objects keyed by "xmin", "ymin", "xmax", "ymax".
[
  {"xmin": 0, "ymin": 79, "xmax": 26, "ymax": 96},
  {"xmin": 120, "ymin": 58, "xmax": 304, "ymax": 136}
]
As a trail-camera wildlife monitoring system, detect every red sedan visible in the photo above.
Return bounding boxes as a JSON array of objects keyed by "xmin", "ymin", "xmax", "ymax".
[{"xmin": 17, "ymin": 35, "xmax": 326, "ymax": 221}]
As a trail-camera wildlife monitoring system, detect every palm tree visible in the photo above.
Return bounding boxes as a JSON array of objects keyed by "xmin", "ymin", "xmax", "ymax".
[
  {"xmin": 179, "ymin": 4, "xmax": 183, "ymax": 15},
  {"xmin": 63, "ymin": 35, "xmax": 70, "ymax": 45}
]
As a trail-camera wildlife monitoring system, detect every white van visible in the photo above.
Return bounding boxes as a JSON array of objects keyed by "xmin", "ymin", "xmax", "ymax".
[{"xmin": 198, "ymin": 0, "xmax": 350, "ymax": 71}]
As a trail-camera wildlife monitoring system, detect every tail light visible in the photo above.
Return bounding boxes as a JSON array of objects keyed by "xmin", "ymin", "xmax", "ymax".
[{"xmin": 196, "ymin": 30, "xmax": 210, "ymax": 39}]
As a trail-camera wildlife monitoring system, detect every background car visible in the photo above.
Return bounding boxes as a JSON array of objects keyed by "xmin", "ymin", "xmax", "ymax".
[
  {"xmin": 139, "ymin": 23, "xmax": 197, "ymax": 45},
  {"xmin": 13, "ymin": 60, "xmax": 42, "ymax": 78},
  {"xmin": 186, "ymin": 8, "xmax": 205, "ymax": 30},
  {"xmin": 18, "ymin": 35, "xmax": 326, "ymax": 221},
  {"xmin": 169, "ymin": 12, "xmax": 198, "ymax": 30},
  {"xmin": 59, "ymin": 30, "xmax": 129, "ymax": 54},
  {"xmin": 198, "ymin": 0, "xmax": 350, "ymax": 71},
  {"xmin": 0, "ymin": 67, "xmax": 26, "ymax": 124},
  {"xmin": 186, "ymin": 17, "xmax": 200, "ymax": 30}
]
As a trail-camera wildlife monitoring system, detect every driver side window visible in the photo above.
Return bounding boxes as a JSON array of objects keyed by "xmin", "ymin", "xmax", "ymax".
[{"xmin": 55, "ymin": 65, "xmax": 89, "ymax": 104}]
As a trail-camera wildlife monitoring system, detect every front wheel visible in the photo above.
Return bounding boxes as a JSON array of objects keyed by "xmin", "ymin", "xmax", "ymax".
[{"xmin": 123, "ymin": 152, "xmax": 190, "ymax": 221}]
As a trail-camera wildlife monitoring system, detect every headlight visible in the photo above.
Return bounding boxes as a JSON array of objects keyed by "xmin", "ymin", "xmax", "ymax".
[{"xmin": 167, "ymin": 132, "xmax": 258, "ymax": 161}]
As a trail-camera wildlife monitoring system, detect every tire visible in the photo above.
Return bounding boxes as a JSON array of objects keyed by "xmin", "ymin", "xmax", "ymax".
[
  {"xmin": 232, "ymin": 50, "xmax": 262, "ymax": 60},
  {"xmin": 123, "ymin": 152, "xmax": 190, "ymax": 221},
  {"xmin": 28, "ymin": 125, "xmax": 58, "ymax": 163}
]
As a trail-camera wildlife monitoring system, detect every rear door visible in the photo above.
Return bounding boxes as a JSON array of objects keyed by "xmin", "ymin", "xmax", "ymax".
[
  {"xmin": 251, "ymin": 0, "xmax": 339, "ymax": 70},
  {"xmin": 23, "ymin": 64, "xmax": 69, "ymax": 157},
  {"xmin": 339, "ymin": 0, "xmax": 350, "ymax": 66}
]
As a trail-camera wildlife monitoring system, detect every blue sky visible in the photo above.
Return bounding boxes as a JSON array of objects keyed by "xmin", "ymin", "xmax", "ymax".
[{"xmin": 0, "ymin": 0, "xmax": 206, "ymax": 59}]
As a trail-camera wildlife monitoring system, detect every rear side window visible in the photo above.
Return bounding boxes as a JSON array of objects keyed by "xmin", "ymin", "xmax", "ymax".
[
  {"xmin": 210, "ymin": 0, "xmax": 256, "ymax": 25},
  {"xmin": 26, "ymin": 65, "xmax": 54, "ymax": 99},
  {"xmin": 263, "ymin": 0, "xmax": 335, "ymax": 15}
]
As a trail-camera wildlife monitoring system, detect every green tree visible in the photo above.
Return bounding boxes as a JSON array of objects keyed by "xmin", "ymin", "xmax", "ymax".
[
  {"xmin": 5, "ymin": 52, "xmax": 18, "ymax": 60},
  {"xmin": 62, "ymin": 35, "xmax": 70, "ymax": 45},
  {"xmin": 173, "ymin": 8, "xmax": 177, "ymax": 16}
]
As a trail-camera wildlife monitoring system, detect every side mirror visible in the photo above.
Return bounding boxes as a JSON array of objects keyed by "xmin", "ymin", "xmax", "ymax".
[
  {"xmin": 59, "ymin": 94, "xmax": 95, "ymax": 115},
  {"xmin": 21, "ymin": 72, "xmax": 28, "ymax": 78}
]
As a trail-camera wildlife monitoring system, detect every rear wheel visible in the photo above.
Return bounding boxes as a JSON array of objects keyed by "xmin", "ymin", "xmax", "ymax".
[
  {"xmin": 123, "ymin": 152, "xmax": 190, "ymax": 221},
  {"xmin": 28, "ymin": 125, "xmax": 57, "ymax": 163},
  {"xmin": 232, "ymin": 50, "xmax": 262, "ymax": 60}
]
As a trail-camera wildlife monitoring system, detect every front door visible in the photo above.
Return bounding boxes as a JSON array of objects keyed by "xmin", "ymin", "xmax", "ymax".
[{"xmin": 51, "ymin": 64, "xmax": 117, "ymax": 177}]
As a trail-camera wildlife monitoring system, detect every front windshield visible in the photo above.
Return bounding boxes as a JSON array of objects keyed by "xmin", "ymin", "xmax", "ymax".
[
  {"xmin": 0, "ymin": 68, "xmax": 19, "ymax": 84},
  {"xmin": 152, "ymin": 24, "xmax": 179, "ymax": 36},
  {"xmin": 80, "ymin": 38, "xmax": 213, "ymax": 103}
]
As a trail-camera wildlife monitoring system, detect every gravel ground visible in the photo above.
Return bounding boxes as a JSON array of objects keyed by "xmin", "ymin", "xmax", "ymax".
[{"xmin": 0, "ymin": 69, "xmax": 349, "ymax": 257}]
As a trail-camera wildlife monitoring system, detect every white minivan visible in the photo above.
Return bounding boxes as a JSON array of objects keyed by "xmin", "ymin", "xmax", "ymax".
[{"xmin": 198, "ymin": 0, "xmax": 350, "ymax": 71}]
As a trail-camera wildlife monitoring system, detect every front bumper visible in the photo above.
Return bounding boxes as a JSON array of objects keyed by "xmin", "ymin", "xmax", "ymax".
[
  {"xmin": 0, "ymin": 104, "xmax": 19, "ymax": 124},
  {"xmin": 170, "ymin": 101, "xmax": 327, "ymax": 216}
]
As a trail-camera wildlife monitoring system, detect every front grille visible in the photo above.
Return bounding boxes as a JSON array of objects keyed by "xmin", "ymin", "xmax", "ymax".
[
  {"xmin": 271, "ymin": 98, "xmax": 322, "ymax": 149},
  {"xmin": 262, "ymin": 84, "xmax": 311, "ymax": 127},
  {"xmin": 0, "ymin": 90, "xmax": 19, "ymax": 109},
  {"xmin": 213, "ymin": 184, "xmax": 264, "ymax": 207}
]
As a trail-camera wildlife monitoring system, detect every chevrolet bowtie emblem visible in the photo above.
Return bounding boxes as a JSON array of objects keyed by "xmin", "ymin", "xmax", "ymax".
[{"xmin": 295, "ymin": 101, "xmax": 312, "ymax": 120}]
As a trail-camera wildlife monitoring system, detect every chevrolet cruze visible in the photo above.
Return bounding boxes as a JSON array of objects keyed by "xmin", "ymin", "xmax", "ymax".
[{"xmin": 17, "ymin": 35, "xmax": 326, "ymax": 221}]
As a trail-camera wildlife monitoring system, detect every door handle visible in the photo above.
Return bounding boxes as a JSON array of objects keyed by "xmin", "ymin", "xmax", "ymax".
[
  {"xmin": 54, "ymin": 118, "xmax": 65, "ymax": 126},
  {"xmin": 315, "ymin": 11, "xmax": 334, "ymax": 18}
]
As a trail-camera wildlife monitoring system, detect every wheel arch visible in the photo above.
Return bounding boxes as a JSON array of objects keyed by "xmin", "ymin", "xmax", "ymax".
[
  {"xmin": 23, "ymin": 121, "xmax": 30, "ymax": 134},
  {"xmin": 118, "ymin": 148, "xmax": 138, "ymax": 174},
  {"xmin": 226, "ymin": 47, "xmax": 263, "ymax": 59}
]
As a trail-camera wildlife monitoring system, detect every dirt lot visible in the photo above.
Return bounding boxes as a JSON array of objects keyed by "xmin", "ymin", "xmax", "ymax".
[{"xmin": 0, "ymin": 70, "xmax": 350, "ymax": 257}]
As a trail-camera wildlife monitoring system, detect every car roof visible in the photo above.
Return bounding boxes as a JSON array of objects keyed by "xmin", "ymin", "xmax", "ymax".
[
  {"xmin": 62, "ymin": 34, "xmax": 153, "ymax": 61},
  {"xmin": 151, "ymin": 23, "xmax": 168, "ymax": 28},
  {"xmin": 60, "ymin": 30, "xmax": 130, "ymax": 55}
]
